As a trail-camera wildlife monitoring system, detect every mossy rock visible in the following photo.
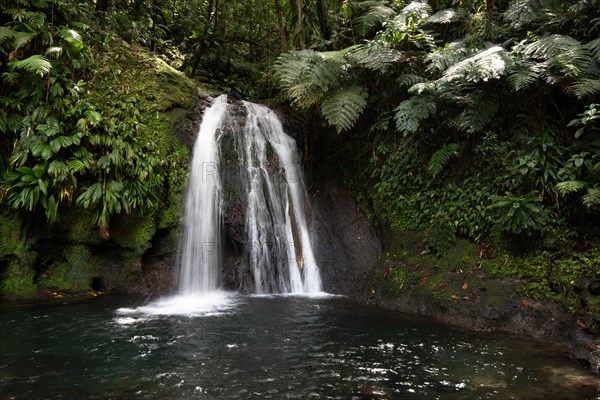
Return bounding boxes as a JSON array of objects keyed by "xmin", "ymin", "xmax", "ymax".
[
  {"xmin": 0, "ymin": 212, "xmax": 28, "ymax": 259},
  {"xmin": 39, "ymin": 245, "xmax": 100, "ymax": 293},
  {"xmin": 0, "ymin": 260, "xmax": 37, "ymax": 297},
  {"xmin": 111, "ymin": 214, "xmax": 156, "ymax": 255},
  {"xmin": 62, "ymin": 209, "xmax": 102, "ymax": 245}
]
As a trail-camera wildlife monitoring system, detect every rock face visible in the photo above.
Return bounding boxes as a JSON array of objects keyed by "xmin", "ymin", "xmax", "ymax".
[{"xmin": 311, "ymin": 173, "xmax": 382, "ymax": 295}]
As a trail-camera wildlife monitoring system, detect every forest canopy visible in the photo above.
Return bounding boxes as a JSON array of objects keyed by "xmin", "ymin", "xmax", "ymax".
[{"xmin": 0, "ymin": 0, "xmax": 599, "ymax": 251}]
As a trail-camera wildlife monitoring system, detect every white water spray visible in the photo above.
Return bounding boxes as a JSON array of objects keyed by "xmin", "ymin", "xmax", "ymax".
[
  {"xmin": 178, "ymin": 94, "xmax": 228, "ymax": 295},
  {"xmin": 236, "ymin": 101, "xmax": 322, "ymax": 294}
]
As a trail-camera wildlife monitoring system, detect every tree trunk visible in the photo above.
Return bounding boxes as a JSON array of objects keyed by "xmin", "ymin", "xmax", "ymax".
[
  {"xmin": 274, "ymin": 0, "xmax": 289, "ymax": 52},
  {"xmin": 291, "ymin": 0, "xmax": 306, "ymax": 49},
  {"xmin": 316, "ymin": 0, "xmax": 330, "ymax": 42}
]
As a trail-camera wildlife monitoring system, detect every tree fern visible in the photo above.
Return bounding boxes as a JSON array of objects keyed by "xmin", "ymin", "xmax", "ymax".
[
  {"xmin": 440, "ymin": 46, "xmax": 515, "ymax": 84},
  {"xmin": 452, "ymin": 92, "xmax": 499, "ymax": 133},
  {"xmin": 320, "ymin": 85, "xmax": 368, "ymax": 132},
  {"xmin": 426, "ymin": 42, "xmax": 473, "ymax": 73},
  {"xmin": 274, "ymin": 50, "xmax": 344, "ymax": 109},
  {"xmin": 507, "ymin": 61, "xmax": 542, "ymax": 91},
  {"xmin": 428, "ymin": 143, "xmax": 458, "ymax": 176},
  {"xmin": 347, "ymin": 42, "xmax": 402, "ymax": 72},
  {"xmin": 394, "ymin": 95, "xmax": 436, "ymax": 135},
  {"xmin": 397, "ymin": 74, "xmax": 429, "ymax": 87}
]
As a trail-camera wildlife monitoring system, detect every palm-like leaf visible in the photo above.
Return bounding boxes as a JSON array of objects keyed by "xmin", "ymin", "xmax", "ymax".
[
  {"xmin": 556, "ymin": 180, "xmax": 588, "ymax": 195},
  {"xmin": 321, "ymin": 85, "xmax": 368, "ymax": 132},
  {"xmin": 9, "ymin": 54, "xmax": 52, "ymax": 76}
]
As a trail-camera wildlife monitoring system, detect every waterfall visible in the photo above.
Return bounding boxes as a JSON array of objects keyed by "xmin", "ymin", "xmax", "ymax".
[
  {"xmin": 178, "ymin": 94, "xmax": 228, "ymax": 295},
  {"xmin": 236, "ymin": 101, "xmax": 322, "ymax": 294},
  {"xmin": 178, "ymin": 96, "xmax": 321, "ymax": 295}
]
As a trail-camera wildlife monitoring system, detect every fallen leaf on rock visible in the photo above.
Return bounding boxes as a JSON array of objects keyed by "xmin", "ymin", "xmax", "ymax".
[
  {"xmin": 577, "ymin": 319, "xmax": 588, "ymax": 330},
  {"xmin": 522, "ymin": 299, "xmax": 529, "ymax": 307}
]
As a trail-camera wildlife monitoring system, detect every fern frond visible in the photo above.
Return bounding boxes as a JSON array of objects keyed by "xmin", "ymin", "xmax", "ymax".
[
  {"xmin": 0, "ymin": 26, "xmax": 16, "ymax": 43},
  {"xmin": 556, "ymin": 180, "xmax": 588, "ymax": 195},
  {"xmin": 427, "ymin": 9, "xmax": 458, "ymax": 24},
  {"xmin": 453, "ymin": 93, "xmax": 499, "ymax": 133},
  {"xmin": 523, "ymin": 35, "xmax": 593, "ymax": 79},
  {"xmin": 408, "ymin": 81, "xmax": 437, "ymax": 94},
  {"xmin": 507, "ymin": 61, "xmax": 542, "ymax": 91},
  {"xmin": 13, "ymin": 30, "xmax": 37, "ymax": 50},
  {"xmin": 321, "ymin": 85, "xmax": 368, "ymax": 132},
  {"xmin": 504, "ymin": 0, "xmax": 548, "ymax": 28},
  {"xmin": 348, "ymin": 42, "xmax": 402, "ymax": 72},
  {"xmin": 572, "ymin": 78, "xmax": 600, "ymax": 98},
  {"xmin": 440, "ymin": 46, "xmax": 514, "ymax": 84},
  {"xmin": 426, "ymin": 41, "xmax": 473, "ymax": 73},
  {"xmin": 582, "ymin": 187, "xmax": 600, "ymax": 208},
  {"xmin": 45, "ymin": 46, "xmax": 63, "ymax": 59},
  {"xmin": 398, "ymin": 74, "xmax": 429, "ymax": 87},
  {"xmin": 428, "ymin": 143, "xmax": 458, "ymax": 176},
  {"xmin": 524, "ymin": 35, "xmax": 582, "ymax": 60},
  {"xmin": 588, "ymin": 38, "xmax": 600, "ymax": 64},
  {"xmin": 394, "ymin": 95, "xmax": 436, "ymax": 135},
  {"xmin": 9, "ymin": 55, "xmax": 51, "ymax": 76},
  {"xmin": 274, "ymin": 50, "xmax": 344, "ymax": 109},
  {"xmin": 26, "ymin": 11, "xmax": 46, "ymax": 29},
  {"xmin": 353, "ymin": 1, "xmax": 396, "ymax": 36}
]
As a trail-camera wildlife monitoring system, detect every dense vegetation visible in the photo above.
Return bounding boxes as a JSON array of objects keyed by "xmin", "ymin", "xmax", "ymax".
[{"xmin": 0, "ymin": 0, "xmax": 599, "ymax": 304}]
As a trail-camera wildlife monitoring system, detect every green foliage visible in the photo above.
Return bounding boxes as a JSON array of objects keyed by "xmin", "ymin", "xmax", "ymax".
[
  {"xmin": 394, "ymin": 96, "xmax": 437, "ymax": 135},
  {"xmin": 491, "ymin": 192, "xmax": 547, "ymax": 235},
  {"xmin": 427, "ymin": 143, "xmax": 458, "ymax": 176},
  {"xmin": 39, "ymin": 245, "xmax": 99, "ymax": 292},
  {"xmin": 1, "ymin": 261, "xmax": 37, "ymax": 297},
  {"xmin": 320, "ymin": 85, "xmax": 368, "ymax": 132}
]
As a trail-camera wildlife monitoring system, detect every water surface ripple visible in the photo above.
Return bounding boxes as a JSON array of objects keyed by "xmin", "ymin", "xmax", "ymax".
[{"xmin": 1, "ymin": 295, "xmax": 598, "ymax": 399}]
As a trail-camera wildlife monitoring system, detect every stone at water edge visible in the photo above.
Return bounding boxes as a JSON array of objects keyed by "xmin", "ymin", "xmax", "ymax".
[
  {"xmin": 573, "ymin": 277, "xmax": 591, "ymax": 293},
  {"xmin": 588, "ymin": 280, "xmax": 600, "ymax": 295}
]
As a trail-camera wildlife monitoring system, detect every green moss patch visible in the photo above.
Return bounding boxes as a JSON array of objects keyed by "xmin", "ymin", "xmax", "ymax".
[{"xmin": 39, "ymin": 245, "xmax": 100, "ymax": 293}]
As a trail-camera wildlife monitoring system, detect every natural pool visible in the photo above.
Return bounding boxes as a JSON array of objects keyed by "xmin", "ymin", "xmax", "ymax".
[{"xmin": 1, "ymin": 294, "xmax": 598, "ymax": 399}]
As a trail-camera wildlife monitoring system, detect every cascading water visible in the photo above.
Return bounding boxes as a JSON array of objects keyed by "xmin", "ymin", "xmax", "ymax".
[
  {"xmin": 178, "ymin": 94, "xmax": 228, "ymax": 295},
  {"xmin": 235, "ymin": 101, "xmax": 322, "ymax": 294},
  {"xmin": 177, "ymin": 95, "xmax": 321, "ymax": 298}
]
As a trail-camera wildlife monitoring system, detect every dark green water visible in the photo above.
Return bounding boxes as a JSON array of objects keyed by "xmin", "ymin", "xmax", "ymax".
[{"xmin": 1, "ymin": 294, "xmax": 598, "ymax": 399}]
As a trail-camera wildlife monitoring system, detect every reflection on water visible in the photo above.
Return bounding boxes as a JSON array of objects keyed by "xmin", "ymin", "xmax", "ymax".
[{"xmin": 0, "ymin": 295, "xmax": 598, "ymax": 399}]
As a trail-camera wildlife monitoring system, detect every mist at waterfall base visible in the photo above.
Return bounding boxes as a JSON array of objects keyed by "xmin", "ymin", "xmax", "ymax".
[{"xmin": 123, "ymin": 95, "xmax": 327, "ymax": 317}]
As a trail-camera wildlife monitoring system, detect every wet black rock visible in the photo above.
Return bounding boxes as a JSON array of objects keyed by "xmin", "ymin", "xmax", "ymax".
[
  {"xmin": 312, "ymin": 172, "xmax": 382, "ymax": 295},
  {"xmin": 589, "ymin": 280, "xmax": 600, "ymax": 295}
]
